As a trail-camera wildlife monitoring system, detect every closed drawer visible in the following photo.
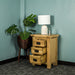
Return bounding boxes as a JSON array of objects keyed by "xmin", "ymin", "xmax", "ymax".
[
  {"xmin": 33, "ymin": 39, "xmax": 46, "ymax": 47},
  {"xmin": 30, "ymin": 54, "xmax": 47, "ymax": 65},
  {"xmin": 31, "ymin": 47, "xmax": 47, "ymax": 55}
]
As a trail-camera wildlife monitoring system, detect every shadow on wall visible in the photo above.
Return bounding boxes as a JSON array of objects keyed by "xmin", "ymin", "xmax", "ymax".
[
  {"xmin": 51, "ymin": 15, "xmax": 55, "ymax": 26},
  {"xmin": 11, "ymin": 35, "xmax": 19, "ymax": 56},
  {"xmin": 58, "ymin": 36, "xmax": 61, "ymax": 60},
  {"xmin": 10, "ymin": 21, "xmax": 22, "ymax": 56},
  {"xmin": 48, "ymin": 15, "xmax": 55, "ymax": 34}
]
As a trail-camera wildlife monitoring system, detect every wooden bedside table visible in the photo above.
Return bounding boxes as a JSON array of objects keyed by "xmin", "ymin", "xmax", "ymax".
[{"xmin": 30, "ymin": 34, "xmax": 59, "ymax": 69}]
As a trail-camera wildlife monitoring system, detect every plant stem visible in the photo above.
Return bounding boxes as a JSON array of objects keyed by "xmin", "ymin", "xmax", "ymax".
[
  {"xmin": 24, "ymin": 26, "xmax": 27, "ymax": 34},
  {"xmin": 25, "ymin": 26, "xmax": 26, "ymax": 32}
]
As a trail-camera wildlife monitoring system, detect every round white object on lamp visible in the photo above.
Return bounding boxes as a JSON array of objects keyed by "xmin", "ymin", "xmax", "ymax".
[{"xmin": 38, "ymin": 15, "xmax": 50, "ymax": 35}]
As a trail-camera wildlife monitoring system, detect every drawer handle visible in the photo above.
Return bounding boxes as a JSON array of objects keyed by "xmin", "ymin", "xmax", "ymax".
[
  {"xmin": 35, "ymin": 50, "xmax": 39, "ymax": 52},
  {"xmin": 33, "ymin": 59, "xmax": 37, "ymax": 61},
  {"xmin": 36, "ymin": 42, "xmax": 40, "ymax": 45}
]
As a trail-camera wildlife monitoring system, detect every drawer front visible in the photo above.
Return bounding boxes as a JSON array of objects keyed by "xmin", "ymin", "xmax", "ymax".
[
  {"xmin": 31, "ymin": 47, "xmax": 47, "ymax": 55},
  {"xmin": 33, "ymin": 39, "xmax": 46, "ymax": 47},
  {"xmin": 30, "ymin": 55, "xmax": 47, "ymax": 65}
]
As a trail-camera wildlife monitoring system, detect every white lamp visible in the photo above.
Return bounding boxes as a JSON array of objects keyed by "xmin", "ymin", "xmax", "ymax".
[{"xmin": 38, "ymin": 15, "xmax": 50, "ymax": 35}]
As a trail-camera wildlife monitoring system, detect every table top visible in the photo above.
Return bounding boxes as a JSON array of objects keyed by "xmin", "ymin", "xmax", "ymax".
[{"xmin": 31, "ymin": 34, "xmax": 59, "ymax": 38}]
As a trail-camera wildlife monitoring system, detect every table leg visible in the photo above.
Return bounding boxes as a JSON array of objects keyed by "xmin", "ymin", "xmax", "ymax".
[
  {"xmin": 26, "ymin": 50, "xmax": 27, "ymax": 59},
  {"xmin": 18, "ymin": 48, "xmax": 21, "ymax": 62},
  {"xmin": 28, "ymin": 49, "xmax": 30, "ymax": 60},
  {"xmin": 47, "ymin": 38, "xmax": 51, "ymax": 69}
]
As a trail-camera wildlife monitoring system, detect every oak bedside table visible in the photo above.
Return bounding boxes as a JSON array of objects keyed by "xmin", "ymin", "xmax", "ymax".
[{"xmin": 30, "ymin": 34, "xmax": 59, "ymax": 69}]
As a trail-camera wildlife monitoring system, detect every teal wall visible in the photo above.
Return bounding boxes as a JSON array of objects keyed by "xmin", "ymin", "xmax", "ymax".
[
  {"xmin": 0, "ymin": 0, "xmax": 75, "ymax": 62},
  {"xmin": 25, "ymin": 0, "xmax": 75, "ymax": 62},
  {"xmin": 0, "ymin": 0, "xmax": 20, "ymax": 61}
]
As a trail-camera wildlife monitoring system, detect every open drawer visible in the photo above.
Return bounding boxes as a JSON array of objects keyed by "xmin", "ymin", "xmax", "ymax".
[
  {"xmin": 30, "ymin": 54, "xmax": 47, "ymax": 65},
  {"xmin": 31, "ymin": 47, "xmax": 47, "ymax": 55},
  {"xmin": 33, "ymin": 39, "xmax": 46, "ymax": 47}
]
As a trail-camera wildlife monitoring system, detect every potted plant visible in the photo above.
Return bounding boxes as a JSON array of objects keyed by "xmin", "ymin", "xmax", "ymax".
[{"xmin": 5, "ymin": 14, "xmax": 36, "ymax": 49}]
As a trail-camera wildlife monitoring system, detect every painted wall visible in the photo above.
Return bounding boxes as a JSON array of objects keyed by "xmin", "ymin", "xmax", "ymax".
[
  {"xmin": 0, "ymin": 0, "xmax": 20, "ymax": 61},
  {"xmin": 25, "ymin": 0, "xmax": 75, "ymax": 62}
]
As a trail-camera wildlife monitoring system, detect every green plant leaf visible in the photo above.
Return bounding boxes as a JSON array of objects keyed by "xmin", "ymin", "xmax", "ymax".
[
  {"xmin": 20, "ymin": 31, "xmax": 30, "ymax": 40},
  {"xmin": 5, "ymin": 24, "xmax": 19, "ymax": 35},
  {"xmin": 23, "ymin": 14, "xmax": 36, "ymax": 27},
  {"xmin": 29, "ymin": 29, "xmax": 36, "ymax": 32}
]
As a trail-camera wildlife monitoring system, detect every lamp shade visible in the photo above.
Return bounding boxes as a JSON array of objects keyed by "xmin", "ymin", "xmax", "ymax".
[{"xmin": 38, "ymin": 15, "xmax": 50, "ymax": 25}]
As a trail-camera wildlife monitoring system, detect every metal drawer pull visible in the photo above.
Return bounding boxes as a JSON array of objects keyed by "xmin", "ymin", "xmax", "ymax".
[
  {"xmin": 36, "ymin": 42, "xmax": 40, "ymax": 45},
  {"xmin": 33, "ymin": 59, "xmax": 37, "ymax": 61},
  {"xmin": 35, "ymin": 50, "xmax": 39, "ymax": 52}
]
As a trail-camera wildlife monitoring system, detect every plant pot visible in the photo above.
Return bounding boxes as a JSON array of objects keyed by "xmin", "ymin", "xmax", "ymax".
[{"xmin": 17, "ymin": 35, "xmax": 32, "ymax": 49}]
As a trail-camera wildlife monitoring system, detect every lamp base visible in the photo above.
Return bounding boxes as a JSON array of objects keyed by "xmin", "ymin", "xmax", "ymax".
[{"xmin": 41, "ymin": 25, "xmax": 48, "ymax": 35}]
